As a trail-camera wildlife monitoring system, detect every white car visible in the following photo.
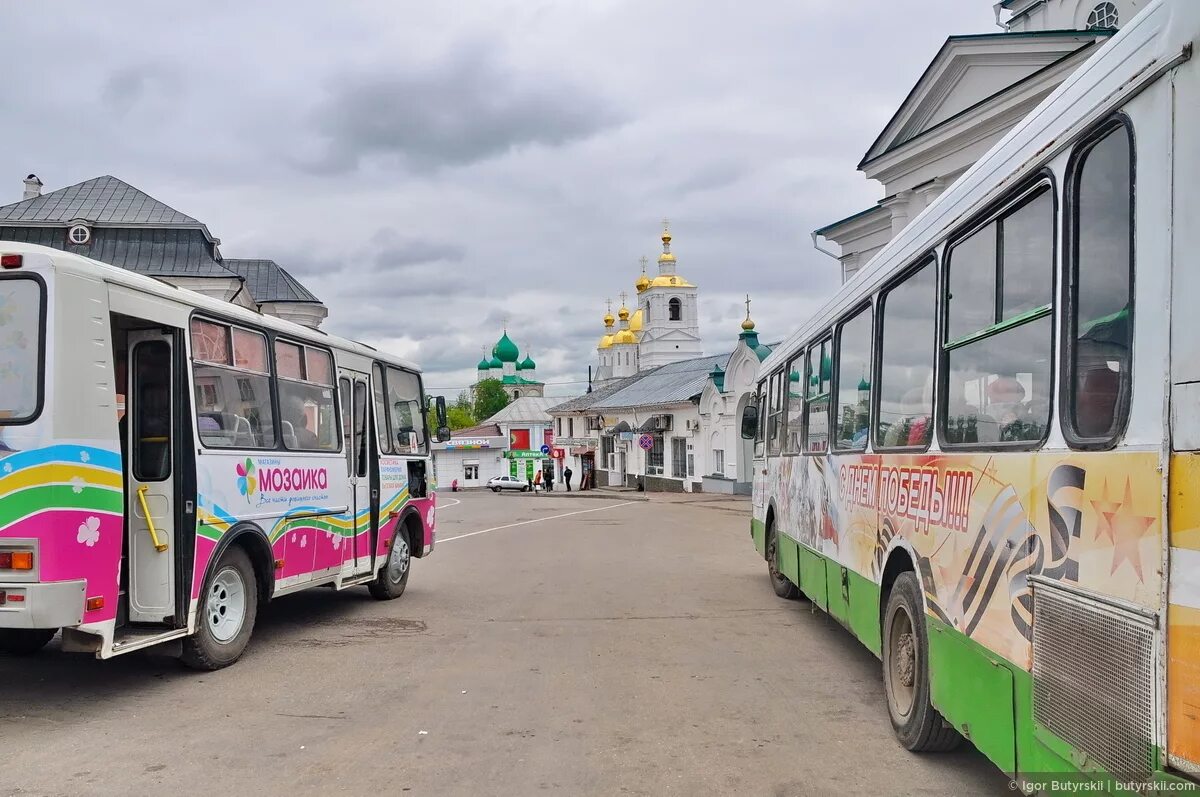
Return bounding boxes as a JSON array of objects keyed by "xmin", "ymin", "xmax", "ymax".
[{"xmin": 487, "ymin": 475, "xmax": 530, "ymax": 493}]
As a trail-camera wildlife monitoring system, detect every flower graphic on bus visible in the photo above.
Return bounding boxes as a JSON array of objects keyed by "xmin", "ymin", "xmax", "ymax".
[
  {"xmin": 77, "ymin": 516, "xmax": 101, "ymax": 547},
  {"xmin": 237, "ymin": 458, "xmax": 257, "ymax": 501}
]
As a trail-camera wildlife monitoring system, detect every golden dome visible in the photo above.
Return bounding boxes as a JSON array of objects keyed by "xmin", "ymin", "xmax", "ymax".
[
  {"xmin": 629, "ymin": 308, "xmax": 644, "ymax": 332},
  {"xmin": 657, "ymin": 252, "xmax": 676, "ymax": 263},
  {"xmin": 618, "ymin": 305, "xmax": 630, "ymax": 320},
  {"xmin": 648, "ymin": 274, "xmax": 694, "ymax": 288},
  {"xmin": 635, "ymin": 274, "xmax": 650, "ymax": 292},
  {"xmin": 598, "ymin": 334, "xmax": 615, "ymax": 350},
  {"xmin": 662, "ymin": 231, "xmax": 672, "ymax": 244},
  {"xmin": 604, "ymin": 312, "xmax": 615, "ymax": 326},
  {"xmin": 741, "ymin": 316, "xmax": 756, "ymax": 331},
  {"xmin": 615, "ymin": 329, "xmax": 637, "ymax": 344}
]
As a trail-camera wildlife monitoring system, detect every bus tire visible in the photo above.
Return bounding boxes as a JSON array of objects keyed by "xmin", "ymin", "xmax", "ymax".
[
  {"xmin": 0, "ymin": 628, "xmax": 55, "ymax": 655},
  {"xmin": 766, "ymin": 528, "xmax": 799, "ymax": 599},
  {"xmin": 882, "ymin": 572, "xmax": 961, "ymax": 752},
  {"xmin": 181, "ymin": 546, "xmax": 258, "ymax": 671},
  {"xmin": 369, "ymin": 524, "xmax": 411, "ymax": 600}
]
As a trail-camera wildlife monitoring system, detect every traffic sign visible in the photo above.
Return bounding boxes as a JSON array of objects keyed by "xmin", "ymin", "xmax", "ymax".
[
  {"xmin": 638, "ymin": 433, "xmax": 654, "ymax": 450},
  {"xmin": 540, "ymin": 444, "xmax": 551, "ymax": 455}
]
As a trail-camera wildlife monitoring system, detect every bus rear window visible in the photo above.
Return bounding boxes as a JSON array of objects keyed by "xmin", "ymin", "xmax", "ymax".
[{"xmin": 0, "ymin": 277, "xmax": 44, "ymax": 424}]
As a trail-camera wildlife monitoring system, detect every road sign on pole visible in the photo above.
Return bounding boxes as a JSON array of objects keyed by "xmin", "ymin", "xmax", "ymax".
[
  {"xmin": 638, "ymin": 433, "xmax": 654, "ymax": 451},
  {"xmin": 540, "ymin": 444, "xmax": 551, "ymax": 455}
]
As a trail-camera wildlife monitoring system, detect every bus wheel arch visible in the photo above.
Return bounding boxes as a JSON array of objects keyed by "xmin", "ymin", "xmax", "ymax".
[
  {"xmin": 203, "ymin": 524, "xmax": 275, "ymax": 608},
  {"xmin": 369, "ymin": 511, "xmax": 417, "ymax": 601},
  {"xmin": 879, "ymin": 559, "xmax": 961, "ymax": 752},
  {"xmin": 764, "ymin": 502, "xmax": 798, "ymax": 600},
  {"xmin": 181, "ymin": 538, "xmax": 262, "ymax": 671}
]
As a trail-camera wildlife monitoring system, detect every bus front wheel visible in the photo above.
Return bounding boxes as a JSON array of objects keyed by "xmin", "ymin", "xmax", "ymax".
[
  {"xmin": 181, "ymin": 546, "xmax": 259, "ymax": 671},
  {"xmin": 766, "ymin": 529, "xmax": 799, "ymax": 599},
  {"xmin": 369, "ymin": 525, "xmax": 411, "ymax": 600},
  {"xmin": 882, "ymin": 572, "xmax": 961, "ymax": 752},
  {"xmin": 0, "ymin": 628, "xmax": 55, "ymax": 655}
]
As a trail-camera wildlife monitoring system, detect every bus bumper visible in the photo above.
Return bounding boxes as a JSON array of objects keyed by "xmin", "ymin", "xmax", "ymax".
[{"xmin": 0, "ymin": 580, "xmax": 86, "ymax": 629}]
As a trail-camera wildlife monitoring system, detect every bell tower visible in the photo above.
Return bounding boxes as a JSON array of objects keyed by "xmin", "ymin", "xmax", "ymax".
[{"xmin": 636, "ymin": 221, "xmax": 702, "ymax": 369}]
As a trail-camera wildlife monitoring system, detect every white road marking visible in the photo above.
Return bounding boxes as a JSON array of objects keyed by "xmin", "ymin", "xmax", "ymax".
[
  {"xmin": 439, "ymin": 502, "xmax": 637, "ymax": 543},
  {"xmin": 438, "ymin": 497, "xmax": 462, "ymax": 509}
]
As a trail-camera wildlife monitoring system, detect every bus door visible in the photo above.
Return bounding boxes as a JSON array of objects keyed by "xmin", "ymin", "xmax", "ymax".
[
  {"xmin": 125, "ymin": 331, "xmax": 178, "ymax": 623},
  {"xmin": 338, "ymin": 372, "xmax": 373, "ymax": 577}
]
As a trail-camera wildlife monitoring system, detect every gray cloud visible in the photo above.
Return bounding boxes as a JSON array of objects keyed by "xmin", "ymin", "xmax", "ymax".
[
  {"xmin": 0, "ymin": 0, "xmax": 997, "ymax": 397},
  {"xmin": 302, "ymin": 45, "xmax": 622, "ymax": 174}
]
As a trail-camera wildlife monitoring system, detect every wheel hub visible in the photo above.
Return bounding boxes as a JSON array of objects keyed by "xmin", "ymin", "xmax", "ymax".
[
  {"xmin": 388, "ymin": 536, "xmax": 410, "ymax": 584},
  {"xmin": 208, "ymin": 567, "xmax": 247, "ymax": 644},
  {"xmin": 896, "ymin": 632, "xmax": 915, "ymax": 687}
]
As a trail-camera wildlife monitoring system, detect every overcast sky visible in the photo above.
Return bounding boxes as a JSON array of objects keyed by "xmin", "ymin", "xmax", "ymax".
[{"xmin": 2, "ymin": 1, "xmax": 997, "ymax": 397}]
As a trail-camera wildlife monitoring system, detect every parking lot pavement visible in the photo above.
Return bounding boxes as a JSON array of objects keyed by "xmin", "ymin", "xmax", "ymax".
[{"xmin": 0, "ymin": 490, "xmax": 1006, "ymax": 796}]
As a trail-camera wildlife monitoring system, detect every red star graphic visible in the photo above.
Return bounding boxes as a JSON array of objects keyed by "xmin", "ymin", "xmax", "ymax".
[
  {"xmin": 1106, "ymin": 478, "xmax": 1156, "ymax": 582},
  {"xmin": 1090, "ymin": 477, "xmax": 1123, "ymax": 544}
]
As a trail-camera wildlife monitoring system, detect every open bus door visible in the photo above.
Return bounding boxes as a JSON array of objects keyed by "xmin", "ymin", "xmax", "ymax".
[
  {"xmin": 338, "ymin": 372, "xmax": 374, "ymax": 578},
  {"xmin": 124, "ymin": 331, "xmax": 179, "ymax": 624}
]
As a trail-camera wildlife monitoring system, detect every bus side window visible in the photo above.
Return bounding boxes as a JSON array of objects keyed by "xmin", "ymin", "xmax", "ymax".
[
  {"xmin": 784, "ymin": 355, "xmax": 804, "ymax": 454},
  {"xmin": 943, "ymin": 183, "xmax": 1054, "ymax": 447},
  {"xmin": 1065, "ymin": 120, "xmax": 1133, "ymax": 446},
  {"xmin": 876, "ymin": 261, "xmax": 936, "ymax": 450},
  {"xmin": 754, "ymin": 379, "xmax": 767, "ymax": 458},
  {"xmin": 834, "ymin": 306, "xmax": 872, "ymax": 451},
  {"xmin": 805, "ymin": 337, "xmax": 831, "ymax": 453}
]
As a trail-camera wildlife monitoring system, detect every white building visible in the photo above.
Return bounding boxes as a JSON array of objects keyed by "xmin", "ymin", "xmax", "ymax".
[
  {"xmin": 432, "ymin": 396, "xmax": 561, "ymax": 489},
  {"xmin": 813, "ymin": 1, "xmax": 1135, "ymax": 282}
]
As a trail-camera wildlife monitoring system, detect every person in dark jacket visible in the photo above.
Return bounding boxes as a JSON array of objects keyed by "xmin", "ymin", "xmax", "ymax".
[{"xmin": 564, "ymin": 466, "xmax": 573, "ymax": 491}]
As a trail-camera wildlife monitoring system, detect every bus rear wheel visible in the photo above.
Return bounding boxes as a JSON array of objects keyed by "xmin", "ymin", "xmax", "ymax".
[
  {"xmin": 181, "ymin": 546, "xmax": 258, "ymax": 671},
  {"xmin": 0, "ymin": 628, "xmax": 55, "ymax": 655},
  {"xmin": 882, "ymin": 572, "xmax": 961, "ymax": 752},
  {"xmin": 369, "ymin": 525, "xmax": 411, "ymax": 600},
  {"xmin": 766, "ymin": 528, "xmax": 799, "ymax": 599}
]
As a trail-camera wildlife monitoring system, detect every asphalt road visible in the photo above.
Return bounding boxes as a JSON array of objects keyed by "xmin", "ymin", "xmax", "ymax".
[{"xmin": 0, "ymin": 491, "xmax": 1007, "ymax": 796}]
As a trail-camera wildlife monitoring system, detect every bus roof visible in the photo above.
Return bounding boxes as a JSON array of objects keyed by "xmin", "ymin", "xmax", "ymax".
[
  {"xmin": 763, "ymin": 0, "xmax": 1192, "ymax": 374},
  {"xmin": 0, "ymin": 240, "xmax": 423, "ymax": 373}
]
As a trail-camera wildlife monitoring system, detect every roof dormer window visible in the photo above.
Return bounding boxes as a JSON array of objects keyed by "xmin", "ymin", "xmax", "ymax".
[
  {"xmin": 1087, "ymin": 2, "xmax": 1119, "ymax": 30},
  {"xmin": 67, "ymin": 224, "xmax": 91, "ymax": 245}
]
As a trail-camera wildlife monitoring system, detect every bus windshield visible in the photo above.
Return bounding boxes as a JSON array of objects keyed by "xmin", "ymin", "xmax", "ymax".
[{"xmin": 0, "ymin": 277, "xmax": 44, "ymax": 423}]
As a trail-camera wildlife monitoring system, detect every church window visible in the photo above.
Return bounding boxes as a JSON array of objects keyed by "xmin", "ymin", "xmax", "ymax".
[
  {"xmin": 1087, "ymin": 2, "xmax": 1118, "ymax": 29},
  {"xmin": 669, "ymin": 298, "xmax": 682, "ymax": 321}
]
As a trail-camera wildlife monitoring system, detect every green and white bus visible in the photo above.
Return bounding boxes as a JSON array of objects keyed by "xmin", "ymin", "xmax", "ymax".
[{"xmin": 744, "ymin": 0, "xmax": 1200, "ymax": 790}]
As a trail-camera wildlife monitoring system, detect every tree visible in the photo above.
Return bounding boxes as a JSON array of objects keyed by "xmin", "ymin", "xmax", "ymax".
[
  {"xmin": 473, "ymin": 379, "xmax": 510, "ymax": 421},
  {"xmin": 447, "ymin": 405, "xmax": 475, "ymax": 430}
]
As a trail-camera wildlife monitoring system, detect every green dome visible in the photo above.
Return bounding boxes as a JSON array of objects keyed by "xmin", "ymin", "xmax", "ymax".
[
  {"xmin": 488, "ymin": 356, "xmax": 502, "ymax": 369},
  {"xmin": 858, "ymin": 377, "xmax": 871, "ymax": 391},
  {"xmin": 518, "ymin": 354, "xmax": 536, "ymax": 371},
  {"xmin": 492, "ymin": 332, "xmax": 520, "ymax": 363},
  {"xmin": 789, "ymin": 370, "xmax": 801, "ymax": 383},
  {"xmin": 477, "ymin": 357, "xmax": 491, "ymax": 370}
]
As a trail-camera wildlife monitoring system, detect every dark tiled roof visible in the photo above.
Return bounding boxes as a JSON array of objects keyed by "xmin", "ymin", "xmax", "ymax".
[
  {"xmin": 451, "ymin": 423, "xmax": 502, "ymax": 438},
  {"xmin": 591, "ymin": 352, "xmax": 732, "ymax": 410},
  {"xmin": 223, "ymin": 258, "xmax": 321, "ymax": 304},
  {"xmin": 548, "ymin": 373, "xmax": 649, "ymax": 414},
  {"xmin": 0, "ymin": 175, "xmax": 203, "ymax": 227},
  {"xmin": 0, "ymin": 226, "xmax": 234, "ymax": 278}
]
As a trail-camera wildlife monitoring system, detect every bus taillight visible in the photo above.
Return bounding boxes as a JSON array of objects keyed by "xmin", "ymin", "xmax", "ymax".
[
  {"xmin": 0, "ymin": 254, "xmax": 22, "ymax": 269},
  {"xmin": 0, "ymin": 550, "xmax": 34, "ymax": 570}
]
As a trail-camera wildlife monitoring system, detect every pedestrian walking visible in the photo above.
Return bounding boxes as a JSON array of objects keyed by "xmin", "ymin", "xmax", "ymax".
[
  {"xmin": 545, "ymin": 468, "xmax": 555, "ymax": 492},
  {"xmin": 564, "ymin": 466, "xmax": 573, "ymax": 491}
]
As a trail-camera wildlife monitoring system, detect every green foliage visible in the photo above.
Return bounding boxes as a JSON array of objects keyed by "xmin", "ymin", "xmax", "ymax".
[
  {"xmin": 473, "ymin": 378, "xmax": 511, "ymax": 421},
  {"xmin": 447, "ymin": 405, "xmax": 475, "ymax": 430}
]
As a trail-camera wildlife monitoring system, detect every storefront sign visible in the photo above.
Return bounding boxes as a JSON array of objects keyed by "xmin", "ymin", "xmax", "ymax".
[
  {"xmin": 505, "ymin": 450, "xmax": 547, "ymax": 460},
  {"xmin": 551, "ymin": 448, "xmax": 566, "ymax": 459},
  {"xmin": 444, "ymin": 438, "xmax": 494, "ymax": 450},
  {"xmin": 555, "ymin": 438, "xmax": 595, "ymax": 448}
]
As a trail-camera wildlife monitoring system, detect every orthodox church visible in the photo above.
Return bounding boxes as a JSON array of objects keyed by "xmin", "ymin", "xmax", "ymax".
[
  {"xmin": 594, "ymin": 224, "xmax": 703, "ymax": 383},
  {"xmin": 473, "ymin": 330, "xmax": 545, "ymax": 400}
]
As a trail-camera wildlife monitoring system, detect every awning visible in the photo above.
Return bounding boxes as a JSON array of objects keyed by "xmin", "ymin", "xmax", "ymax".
[
  {"xmin": 637, "ymin": 418, "xmax": 659, "ymax": 433},
  {"xmin": 612, "ymin": 421, "xmax": 631, "ymax": 433},
  {"xmin": 570, "ymin": 447, "xmax": 593, "ymax": 456}
]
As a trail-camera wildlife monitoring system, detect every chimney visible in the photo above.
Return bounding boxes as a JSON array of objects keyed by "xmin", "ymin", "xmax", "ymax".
[{"xmin": 22, "ymin": 174, "xmax": 42, "ymax": 200}]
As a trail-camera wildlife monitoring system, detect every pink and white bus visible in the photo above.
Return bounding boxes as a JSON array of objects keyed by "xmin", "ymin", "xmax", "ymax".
[{"xmin": 0, "ymin": 242, "xmax": 447, "ymax": 669}]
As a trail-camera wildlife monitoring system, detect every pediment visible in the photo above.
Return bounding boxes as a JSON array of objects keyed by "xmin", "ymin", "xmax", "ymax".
[{"xmin": 860, "ymin": 31, "xmax": 1103, "ymax": 167}]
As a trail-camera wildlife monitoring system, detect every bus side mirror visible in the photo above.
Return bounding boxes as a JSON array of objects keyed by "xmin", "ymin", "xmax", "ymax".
[
  {"xmin": 435, "ymin": 396, "xmax": 450, "ymax": 442},
  {"xmin": 740, "ymin": 404, "xmax": 759, "ymax": 440}
]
